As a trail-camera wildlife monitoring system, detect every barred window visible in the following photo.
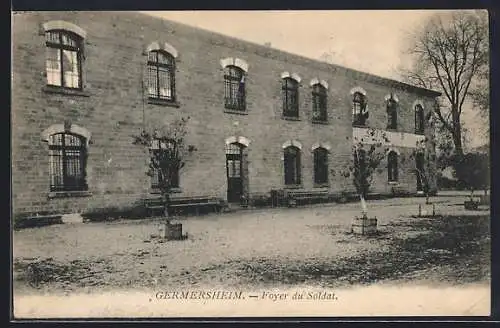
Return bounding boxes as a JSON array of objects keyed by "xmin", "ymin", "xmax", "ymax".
[
  {"xmin": 148, "ymin": 50, "xmax": 176, "ymax": 102},
  {"xmin": 150, "ymin": 138, "xmax": 179, "ymax": 189},
  {"xmin": 388, "ymin": 151, "xmax": 399, "ymax": 182},
  {"xmin": 284, "ymin": 146, "xmax": 301, "ymax": 185},
  {"xmin": 49, "ymin": 133, "xmax": 87, "ymax": 192},
  {"xmin": 45, "ymin": 30, "xmax": 83, "ymax": 89},
  {"xmin": 415, "ymin": 104, "xmax": 425, "ymax": 134},
  {"xmin": 313, "ymin": 147, "xmax": 328, "ymax": 185},
  {"xmin": 312, "ymin": 84, "xmax": 327, "ymax": 122},
  {"xmin": 352, "ymin": 92, "xmax": 367, "ymax": 126},
  {"xmin": 282, "ymin": 78, "xmax": 299, "ymax": 118},
  {"xmin": 387, "ymin": 97, "xmax": 398, "ymax": 130},
  {"xmin": 224, "ymin": 66, "xmax": 246, "ymax": 111}
]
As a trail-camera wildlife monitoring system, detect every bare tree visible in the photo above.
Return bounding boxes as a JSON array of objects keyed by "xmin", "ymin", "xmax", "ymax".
[
  {"xmin": 401, "ymin": 11, "xmax": 489, "ymax": 157},
  {"xmin": 132, "ymin": 117, "xmax": 196, "ymax": 223}
]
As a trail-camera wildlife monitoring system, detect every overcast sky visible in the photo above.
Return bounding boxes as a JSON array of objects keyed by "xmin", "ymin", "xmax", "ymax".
[{"xmin": 143, "ymin": 10, "xmax": 488, "ymax": 147}]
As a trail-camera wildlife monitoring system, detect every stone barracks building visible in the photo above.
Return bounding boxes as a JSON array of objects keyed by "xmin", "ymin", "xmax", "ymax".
[{"xmin": 12, "ymin": 11, "xmax": 440, "ymax": 219}]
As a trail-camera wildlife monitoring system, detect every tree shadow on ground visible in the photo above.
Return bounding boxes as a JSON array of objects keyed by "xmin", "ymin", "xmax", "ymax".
[{"xmin": 233, "ymin": 214, "xmax": 490, "ymax": 287}]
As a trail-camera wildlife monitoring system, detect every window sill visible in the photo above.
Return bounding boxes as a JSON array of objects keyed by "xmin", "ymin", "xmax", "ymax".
[
  {"xmin": 150, "ymin": 188, "xmax": 182, "ymax": 195},
  {"xmin": 313, "ymin": 183, "xmax": 329, "ymax": 189},
  {"xmin": 386, "ymin": 127, "xmax": 398, "ymax": 132},
  {"xmin": 282, "ymin": 116, "xmax": 301, "ymax": 121},
  {"xmin": 312, "ymin": 119, "xmax": 329, "ymax": 125},
  {"xmin": 388, "ymin": 181, "xmax": 399, "ymax": 185},
  {"xmin": 284, "ymin": 184, "xmax": 303, "ymax": 189},
  {"xmin": 352, "ymin": 123, "xmax": 368, "ymax": 128},
  {"xmin": 224, "ymin": 109, "xmax": 248, "ymax": 115},
  {"xmin": 415, "ymin": 131, "xmax": 425, "ymax": 135},
  {"xmin": 47, "ymin": 190, "xmax": 92, "ymax": 199},
  {"xmin": 147, "ymin": 98, "xmax": 180, "ymax": 107},
  {"xmin": 42, "ymin": 85, "xmax": 90, "ymax": 97}
]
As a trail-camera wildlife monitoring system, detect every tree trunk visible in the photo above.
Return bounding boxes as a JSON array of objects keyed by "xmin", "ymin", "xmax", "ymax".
[
  {"xmin": 163, "ymin": 193, "xmax": 171, "ymax": 224},
  {"xmin": 452, "ymin": 114, "xmax": 464, "ymax": 157},
  {"xmin": 360, "ymin": 194, "xmax": 368, "ymax": 218}
]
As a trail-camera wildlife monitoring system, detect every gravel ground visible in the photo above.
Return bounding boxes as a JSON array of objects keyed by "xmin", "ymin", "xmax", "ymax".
[{"xmin": 13, "ymin": 194, "xmax": 490, "ymax": 295}]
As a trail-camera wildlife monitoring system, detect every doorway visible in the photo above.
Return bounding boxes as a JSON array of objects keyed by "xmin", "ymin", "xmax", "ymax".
[{"xmin": 226, "ymin": 143, "xmax": 244, "ymax": 203}]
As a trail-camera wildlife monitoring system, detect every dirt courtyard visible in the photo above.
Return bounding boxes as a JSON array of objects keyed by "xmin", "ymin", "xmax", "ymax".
[{"xmin": 13, "ymin": 193, "xmax": 490, "ymax": 297}]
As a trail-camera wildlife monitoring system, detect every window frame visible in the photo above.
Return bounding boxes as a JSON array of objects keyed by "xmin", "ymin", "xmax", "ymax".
[
  {"xmin": 415, "ymin": 104, "xmax": 425, "ymax": 134},
  {"xmin": 284, "ymin": 146, "xmax": 301, "ymax": 186},
  {"xmin": 313, "ymin": 147, "xmax": 329, "ymax": 186},
  {"xmin": 386, "ymin": 98, "xmax": 398, "ymax": 130},
  {"xmin": 352, "ymin": 92, "xmax": 367, "ymax": 126},
  {"xmin": 387, "ymin": 151, "xmax": 399, "ymax": 183},
  {"xmin": 147, "ymin": 50, "xmax": 176, "ymax": 103},
  {"xmin": 312, "ymin": 84, "xmax": 328, "ymax": 122},
  {"xmin": 282, "ymin": 77, "xmax": 299, "ymax": 118},
  {"xmin": 45, "ymin": 29, "xmax": 83, "ymax": 90},
  {"xmin": 224, "ymin": 65, "xmax": 246, "ymax": 111},
  {"xmin": 48, "ymin": 132, "xmax": 88, "ymax": 192}
]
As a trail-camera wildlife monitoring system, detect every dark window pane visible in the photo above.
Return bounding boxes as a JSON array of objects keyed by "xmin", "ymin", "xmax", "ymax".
[
  {"xmin": 387, "ymin": 99, "xmax": 397, "ymax": 129},
  {"xmin": 148, "ymin": 50, "xmax": 176, "ymax": 101},
  {"xmin": 49, "ymin": 133, "xmax": 87, "ymax": 191},
  {"xmin": 388, "ymin": 151, "xmax": 398, "ymax": 182},
  {"xmin": 224, "ymin": 66, "xmax": 245, "ymax": 110},
  {"xmin": 45, "ymin": 30, "xmax": 82, "ymax": 89},
  {"xmin": 314, "ymin": 148, "xmax": 328, "ymax": 184},
  {"xmin": 415, "ymin": 105, "xmax": 424, "ymax": 134},
  {"xmin": 312, "ymin": 84, "xmax": 327, "ymax": 121},
  {"xmin": 352, "ymin": 92, "xmax": 367, "ymax": 126},
  {"xmin": 283, "ymin": 78, "xmax": 299, "ymax": 117},
  {"xmin": 284, "ymin": 146, "xmax": 301, "ymax": 185}
]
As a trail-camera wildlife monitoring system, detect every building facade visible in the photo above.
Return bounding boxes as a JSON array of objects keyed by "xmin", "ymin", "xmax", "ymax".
[{"xmin": 12, "ymin": 11, "xmax": 440, "ymax": 219}]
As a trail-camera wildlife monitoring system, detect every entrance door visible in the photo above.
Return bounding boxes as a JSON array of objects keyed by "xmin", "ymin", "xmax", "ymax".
[
  {"xmin": 416, "ymin": 153, "xmax": 424, "ymax": 192},
  {"xmin": 226, "ymin": 143, "xmax": 243, "ymax": 203}
]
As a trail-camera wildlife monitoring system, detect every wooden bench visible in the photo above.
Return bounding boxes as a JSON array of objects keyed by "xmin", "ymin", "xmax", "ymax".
[
  {"xmin": 143, "ymin": 197, "xmax": 165, "ymax": 217},
  {"xmin": 389, "ymin": 185, "xmax": 411, "ymax": 197},
  {"xmin": 144, "ymin": 195, "xmax": 225, "ymax": 217},
  {"xmin": 285, "ymin": 190, "xmax": 329, "ymax": 207},
  {"xmin": 168, "ymin": 196, "xmax": 225, "ymax": 215}
]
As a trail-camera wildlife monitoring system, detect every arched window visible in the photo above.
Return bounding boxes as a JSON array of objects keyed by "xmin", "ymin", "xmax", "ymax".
[
  {"xmin": 415, "ymin": 104, "xmax": 425, "ymax": 134},
  {"xmin": 282, "ymin": 77, "xmax": 299, "ymax": 118},
  {"xmin": 150, "ymin": 138, "xmax": 179, "ymax": 189},
  {"xmin": 284, "ymin": 146, "xmax": 301, "ymax": 185},
  {"xmin": 388, "ymin": 151, "xmax": 399, "ymax": 182},
  {"xmin": 224, "ymin": 65, "xmax": 246, "ymax": 111},
  {"xmin": 352, "ymin": 92, "xmax": 368, "ymax": 126},
  {"xmin": 45, "ymin": 30, "xmax": 83, "ymax": 89},
  {"xmin": 312, "ymin": 84, "xmax": 327, "ymax": 122},
  {"xmin": 313, "ymin": 147, "xmax": 328, "ymax": 185},
  {"xmin": 49, "ymin": 132, "xmax": 87, "ymax": 191},
  {"xmin": 147, "ymin": 50, "xmax": 176, "ymax": 102},
  {"xmin": 386, "ymin": 96, "xmax": 398, "ymax": 130}
]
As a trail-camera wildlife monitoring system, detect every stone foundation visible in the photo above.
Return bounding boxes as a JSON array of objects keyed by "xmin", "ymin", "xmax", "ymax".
[{"xmin": 352, "ymin": 216, "xmax": 378, "ymax": 235}]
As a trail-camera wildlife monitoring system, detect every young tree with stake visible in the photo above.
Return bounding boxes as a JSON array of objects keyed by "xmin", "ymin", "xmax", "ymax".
[
  {"xmin": 332, "ymin": 129, "xmax": 390, "ymax": 218},
  {"xmin": 132, "ymin": 117, "xmax": 196, "ymax": 224}
]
